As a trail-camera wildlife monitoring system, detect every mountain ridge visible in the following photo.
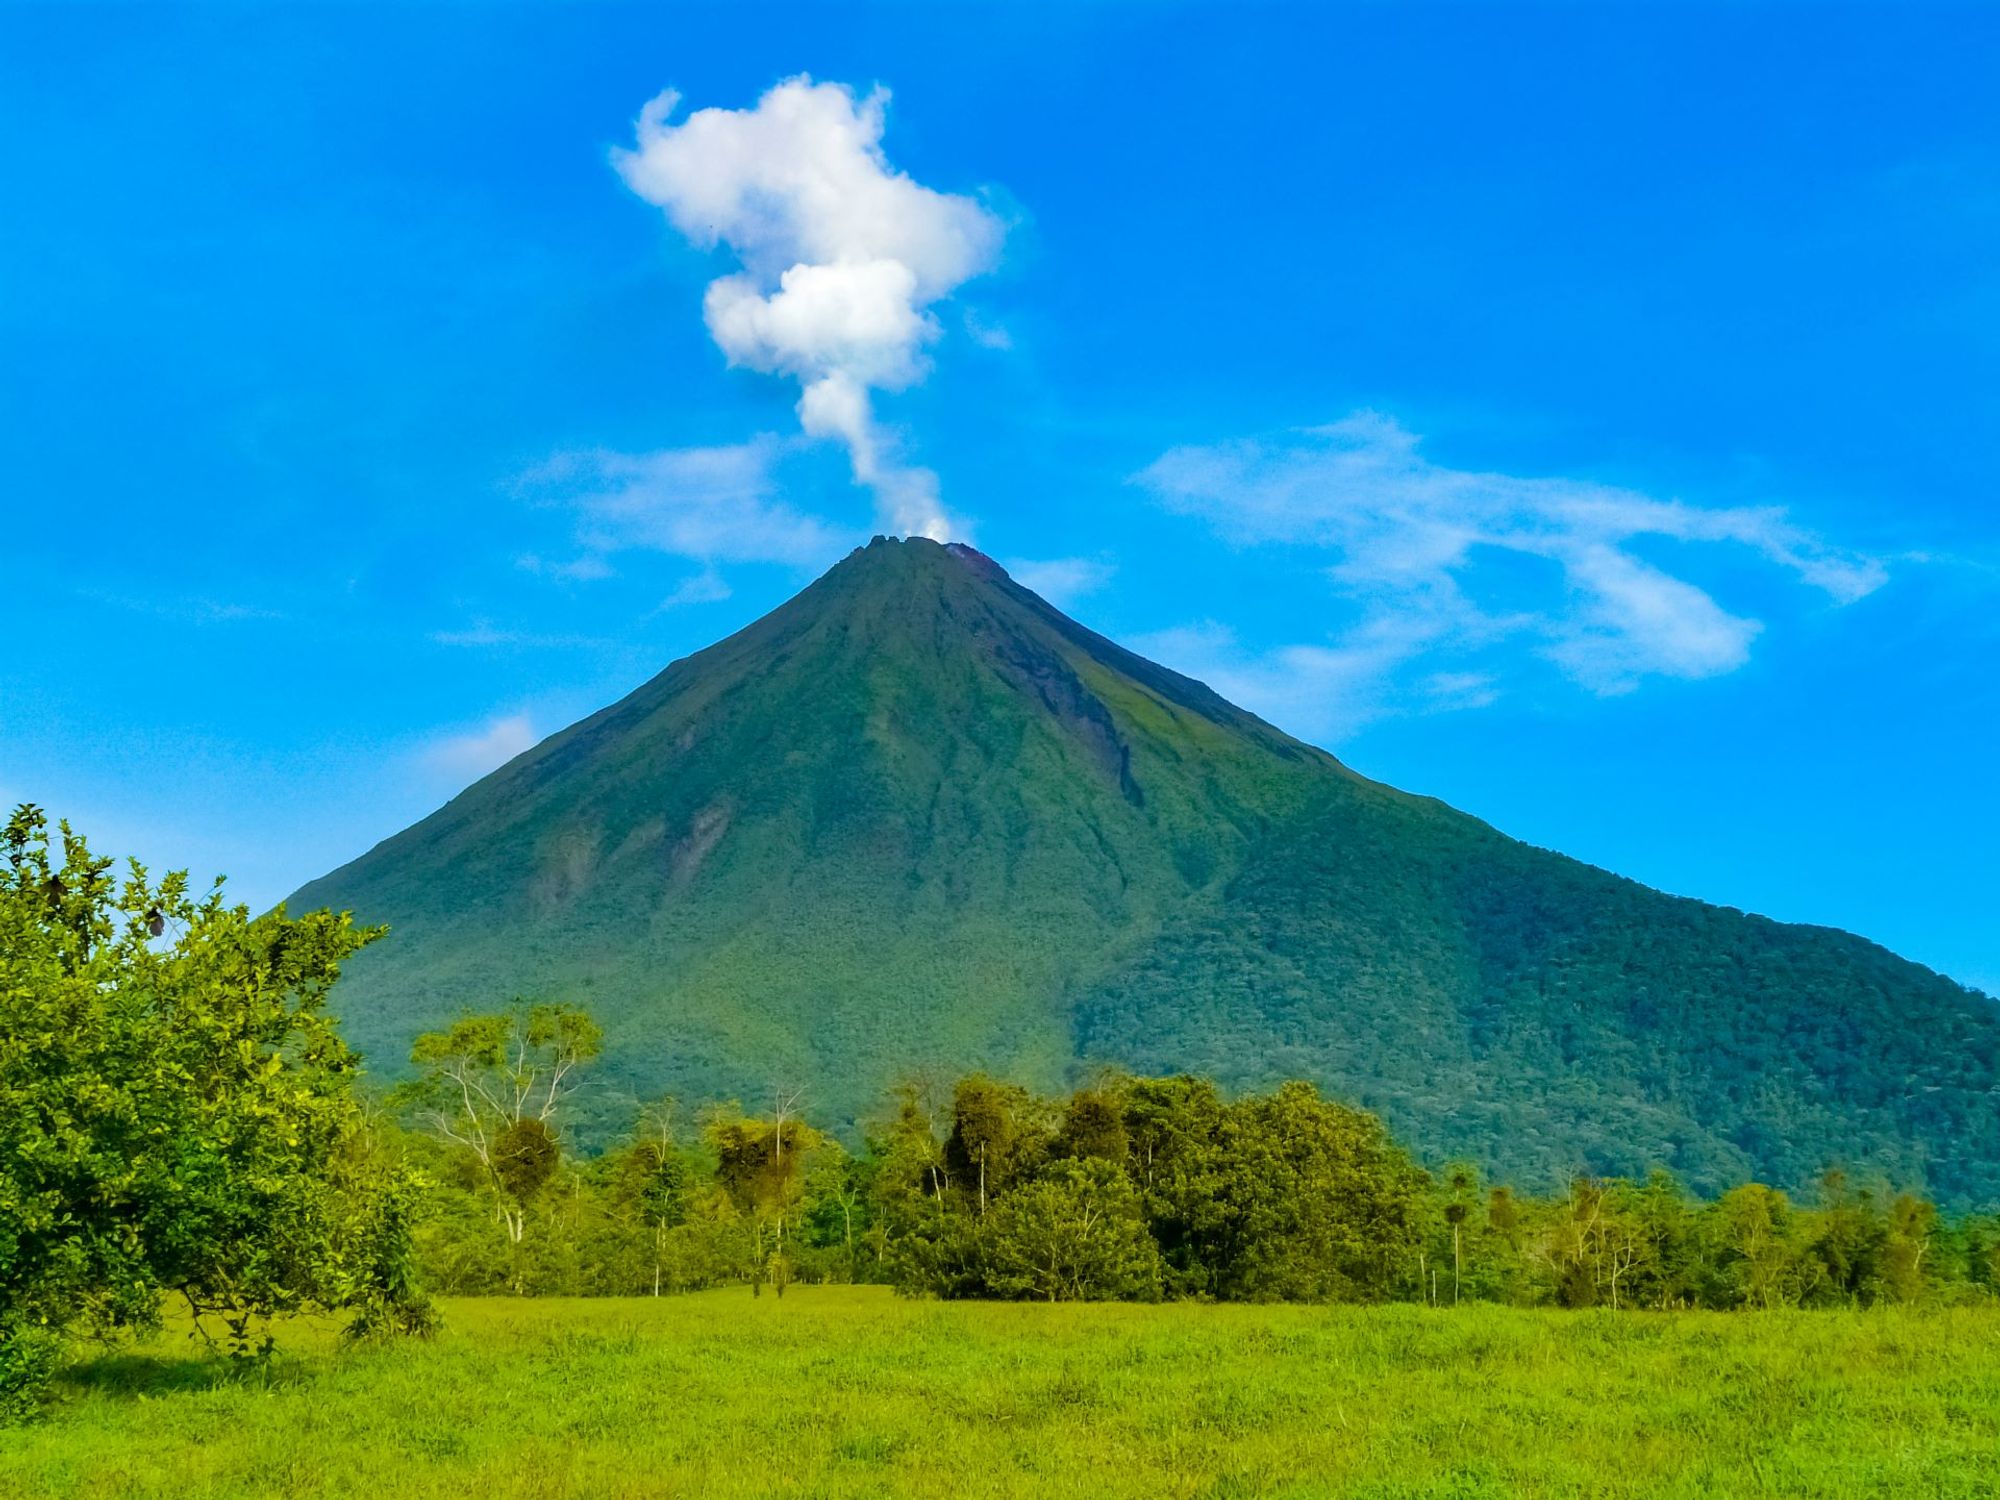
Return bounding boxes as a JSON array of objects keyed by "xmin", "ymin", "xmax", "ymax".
[{"xmin": 292, "ymin": 537, "xmax": 2000, "ymax": 1205}]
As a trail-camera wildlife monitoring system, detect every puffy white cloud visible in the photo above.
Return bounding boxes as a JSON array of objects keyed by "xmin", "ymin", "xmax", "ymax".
[
  {"xmin": 615, "ymin": 80, "xmax": 997, "ymax": 291},
  {"xmin": 420, "ymin": 714, "xmax": 538, "ymax": 784},
  {"xmin": 616, "ymin": 77, "xmax": 1002, "ymax": 541},
  {"xmin": 706, "ymin": 261, "xmax": 931, "ymax": 388},
  {"xmin": 1138, "ymin": 412, "xmax": 1887, "ymax": 701}
]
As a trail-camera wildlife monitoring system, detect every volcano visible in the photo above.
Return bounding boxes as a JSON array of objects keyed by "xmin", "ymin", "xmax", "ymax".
[{"xmin": 291, "ymin": 537, "xmax": 2000, "ymax": 1203}]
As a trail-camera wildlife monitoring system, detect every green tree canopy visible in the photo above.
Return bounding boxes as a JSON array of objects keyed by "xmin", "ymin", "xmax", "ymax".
[
  {"xmin": 0, "ymin": 806, "xmax": 426, "ymax": 1416},
  {"xmin": 985, "ymin": 1158, "xmax": 1160, "ymax": 1302}
]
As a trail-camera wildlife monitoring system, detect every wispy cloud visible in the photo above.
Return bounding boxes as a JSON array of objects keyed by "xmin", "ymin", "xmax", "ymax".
[
  {"xmin": 962, "ymin": 308, "xmax": 1014, "ymax": 352},
  {"xmin": 526, "ymin": 438, "xmax": 859, "ymax": 574},
  {"xmin": 659, "ymin": 568, "xmax": 732, "ymax": 608},
  {"xmin": 429, "ymin": 622, "xmax": 520, "ymax": 648},
  {"xmin": 1128, "ymin": 620, "xmax": 1424, "ymax": 744},
  {"xmin": 517, "ymin": 552, "xmax": 615, "ymax": 583},
  {"xmin": 1134, "ymin": 412, "xmax": 1887, "ymax": 730},
  {"xmin": 614, "ymin": 76, "xmax": 1004, "ymax": 541},
  {"xmin": 85, "ymin": 590, "xmax": 286, "ymax": 625},
  {"xmin": 419, "ymin": 713, "xmax": 538, "ymax": 784},
  {"xmin": 1004, "ymin": 556, "xmax": 1115, "ymax": 609},
  {"xmin": 428, "ymin": 620, "xmax": 611, "ymax": 650}
]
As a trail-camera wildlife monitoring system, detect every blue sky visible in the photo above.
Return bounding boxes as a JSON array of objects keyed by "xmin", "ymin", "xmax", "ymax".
[{"xmin": 3, "ymin": 4, "xmax": 1995, "ymax": 993}]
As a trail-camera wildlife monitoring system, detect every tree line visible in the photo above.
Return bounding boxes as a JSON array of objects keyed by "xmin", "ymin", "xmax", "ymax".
[
  {"xmin": 4, "ymin": 808, "xmax": 1997, "ymax": 1419},
  {"xmin": 395, "ymin": 1007, "xmax": 2000, "ymax": 1312}
]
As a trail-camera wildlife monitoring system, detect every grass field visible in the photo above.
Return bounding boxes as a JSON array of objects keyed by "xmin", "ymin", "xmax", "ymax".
[{"xmin": 2, "ymin": 1288, "xmax": 1996, "ymax": 1498}]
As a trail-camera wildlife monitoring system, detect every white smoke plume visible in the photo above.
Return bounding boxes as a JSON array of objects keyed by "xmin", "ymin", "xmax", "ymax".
[{"xmin": 615, "ymin": 76, "xmax": 1002, "ymax": 540}]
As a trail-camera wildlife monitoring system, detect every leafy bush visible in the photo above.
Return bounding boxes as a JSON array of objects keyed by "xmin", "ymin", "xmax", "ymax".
[
  {"xmin": 985, "ymin": 1159, "xmax": 1160, "ymax": 1301},
  {"xmin": 0, "ymin": 807, "xmax": 429, "ymax": 1417}
]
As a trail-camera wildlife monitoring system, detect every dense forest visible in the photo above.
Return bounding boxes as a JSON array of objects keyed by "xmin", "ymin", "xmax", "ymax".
[{"xmin": 395, "ymin": 1003, "xmax": 2000, "ymax": 1312}]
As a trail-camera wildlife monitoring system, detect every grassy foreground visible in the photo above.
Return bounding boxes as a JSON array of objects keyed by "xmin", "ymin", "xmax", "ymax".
[{"xmin": 3, "ymin": 1289, "xmax": 1996, "ymax": 1499}]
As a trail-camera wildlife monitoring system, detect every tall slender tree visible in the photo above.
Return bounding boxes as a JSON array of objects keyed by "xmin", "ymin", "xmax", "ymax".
[{"xmin": 406, "ymin": 1004, "xmax": 602, "ymax": 1279}]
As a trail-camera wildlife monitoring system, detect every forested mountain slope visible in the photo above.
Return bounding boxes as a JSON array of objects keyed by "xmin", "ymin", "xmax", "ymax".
[{"xmin": 291, "ymin": 538, "xmax": 2000, "ymax": 1204}]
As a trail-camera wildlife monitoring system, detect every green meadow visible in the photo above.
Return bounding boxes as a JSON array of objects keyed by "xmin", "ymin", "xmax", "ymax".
[{"xmin": 3, "ymin": 1289, "xmax": 1996, "ymax": 1500}]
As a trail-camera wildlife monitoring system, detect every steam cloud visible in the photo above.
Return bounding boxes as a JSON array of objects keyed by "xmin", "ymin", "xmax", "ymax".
[{"xmin": 615, "ymin": 77, "xmax": 1002, "ymax": 540}]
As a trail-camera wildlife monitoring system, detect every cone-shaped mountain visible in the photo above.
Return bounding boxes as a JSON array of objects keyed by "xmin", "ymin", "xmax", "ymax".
[{"xmin": 291, "ymin": 537, "xmax": 2000, "ymax": 1203}]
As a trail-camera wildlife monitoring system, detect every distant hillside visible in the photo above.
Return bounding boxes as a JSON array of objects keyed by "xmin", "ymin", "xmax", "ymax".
[{"xmin": 291, "ymin": 538, "xmax": 2000, "ymax": 1205}]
